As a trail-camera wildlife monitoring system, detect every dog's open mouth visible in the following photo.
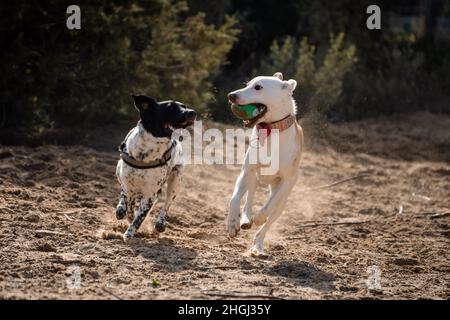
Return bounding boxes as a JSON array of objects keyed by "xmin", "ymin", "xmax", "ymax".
[
  {"xmin": 241, "ymin": 103, "xmax": 267, "ymax": 128},
  {"xmin": 164, "ymin": 119, "xmax": 195, "ymax": 134}
]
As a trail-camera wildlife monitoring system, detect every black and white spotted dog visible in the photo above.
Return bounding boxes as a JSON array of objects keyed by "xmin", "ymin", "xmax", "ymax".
[{"xmin": 116, "ymin": 95, "xmax": 196, "ymax": 242}]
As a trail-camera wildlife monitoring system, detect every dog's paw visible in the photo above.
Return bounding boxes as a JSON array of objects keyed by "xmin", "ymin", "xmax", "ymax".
[
  {"xmin": 123, "ymin": 227, "xmax": 135, "ymax": 243},
  {"xmin": 116, "ymin": 206, "xmax": 127, "ymax": 220},
  {"xmin": 122, "ymin": 232, "xmax": 132, "ymax": 243},
  {"xmin": 154, "ymin": 217, "xmax": 167, "ymax": 233},
  {"xmin": 240, "ymin": 215, "xmax": 253, "ymax": 230},
  {"xmin": 226, "ymin": 215, "xmax": 240, "ymax": 237},
  {"xmin": 253, "ymin": 211, "xmax": 268, "ymax": 226},
  {"xmin": 249, "ymin": 243, "xmax": 266, "ymax": 258}
]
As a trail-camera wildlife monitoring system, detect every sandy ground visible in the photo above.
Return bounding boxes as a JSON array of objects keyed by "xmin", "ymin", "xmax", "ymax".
[{"xmin": 0, "ymin": 112, "xmax": 449, "ymax": 300}]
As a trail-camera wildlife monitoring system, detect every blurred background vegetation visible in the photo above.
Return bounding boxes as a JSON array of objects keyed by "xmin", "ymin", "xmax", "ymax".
[{"xmin": 1, "ymin": 0, "xmax": 449, "ymax": 143}]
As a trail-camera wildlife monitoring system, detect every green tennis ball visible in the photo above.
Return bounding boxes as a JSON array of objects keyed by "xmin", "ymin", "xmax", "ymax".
[{"xmin": 231, "ymin": 104, "xmax": 260, "ymax": 120}]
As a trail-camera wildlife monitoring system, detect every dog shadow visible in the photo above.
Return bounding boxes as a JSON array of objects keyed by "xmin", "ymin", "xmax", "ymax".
[
  {"xmin": 263, "ymin": 260, "xmax": 336, "ymax": 292},
  {"xmin": 130, "ymin": 237, "xmax": 197, "ymax": 272}
]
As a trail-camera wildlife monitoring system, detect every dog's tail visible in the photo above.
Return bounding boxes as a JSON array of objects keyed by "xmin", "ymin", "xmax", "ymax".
[{"xmin": 295, "ymin": 121, "xmax": 304, "ymax": 168}]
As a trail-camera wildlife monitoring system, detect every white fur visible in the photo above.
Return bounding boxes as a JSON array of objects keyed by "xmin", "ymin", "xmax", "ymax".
[{"xmin": 226, "ymin": 72, "xmax": 303, "ymax": 256}]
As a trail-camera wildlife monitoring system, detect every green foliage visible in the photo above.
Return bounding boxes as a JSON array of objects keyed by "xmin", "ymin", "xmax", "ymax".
[
  {"xmin": 208, "ymin": 0, "xmax": 450, "ymax": 122},
  {"xmin": 138, "ymin": 2, "xmax": 239, "ymax": 111},
  {"xmin": 308, "ymin": 33, "xmax": 357, "ymax": 115},
  {"xmin": 340, "ymin": 31, "xmax": 450, "ymax": 120},
  {"xmin": 257, "ymin": 36, "xmax": 296, "ymax": 77},
  {"xmin": 0, "ymin": 1, "xmax": 239, "ymax": 138},
  {"xmin": 151, "ymin": 278, "xmax": 161, "ymax": 288},
  {"xmin": 255, "ymin": 33, "xmax": 357, "ymax": 117},
  {"xmin": 2, "ymin": 0, "xmax": 450, "ymax": 141}
]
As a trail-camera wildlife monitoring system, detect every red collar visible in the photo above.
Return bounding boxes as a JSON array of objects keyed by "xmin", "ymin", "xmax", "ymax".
[{"xmin": 256, "ymin": 114, "xmax": 296, "ymax": 146}]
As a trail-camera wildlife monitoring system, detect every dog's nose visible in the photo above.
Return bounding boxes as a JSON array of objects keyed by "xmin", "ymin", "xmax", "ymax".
[
  {"xmin": 186, "ymin": 110, "xmax": 196, "ymax": 119},
  {"xmin": 228, "ymin": 93, "xmax": 237, "ymax": 103}
]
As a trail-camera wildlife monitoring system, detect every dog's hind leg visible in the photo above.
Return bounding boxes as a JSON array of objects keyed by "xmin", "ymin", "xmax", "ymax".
[
  {"xmin": 116, "ymin": 188, "xmax": 128, "ymax": 220},
  {"xmin": 240, "ymin": 172, "xmax": 258, "ymax": 230},
  {"xmin": 155, "ymin": 166, "xmax": 181, "ymax": 233},
  {"xmin": 123, "ymin": 197, "xmax": 155, "ymax": 242},
  {"xmin": 251, "ymin": 175, "xmax": 298, "ymax": 256},
  {"xmin": 126, "ymin": 197, "xmax": 135, "ymax": 223}
]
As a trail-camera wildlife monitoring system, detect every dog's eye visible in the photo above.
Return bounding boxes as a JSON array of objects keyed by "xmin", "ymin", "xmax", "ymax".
[{"xmin": 254, "ymin": 84, "xmax": 263, "ymax": 91}]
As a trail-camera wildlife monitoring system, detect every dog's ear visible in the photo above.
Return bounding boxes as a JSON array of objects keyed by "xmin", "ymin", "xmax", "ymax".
[
  {"xmin": 282, "ymin": 79, "xmax": 297, "ymax": 95},
  {"xmin": 131, "ymin": 94, "xmax": 157, "ymax": 113},
  {"xmin": 273, "ymin": 72, "xmax": 283, "ymax": 80}
]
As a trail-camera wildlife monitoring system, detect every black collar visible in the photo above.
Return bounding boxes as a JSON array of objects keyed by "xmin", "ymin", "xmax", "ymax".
[{"xmin": 119, "ymin": 140, "xmax": 176, "ymax": 169}]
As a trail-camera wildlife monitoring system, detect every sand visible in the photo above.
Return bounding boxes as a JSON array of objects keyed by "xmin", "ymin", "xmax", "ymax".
[{"xmin": 0, "ymin": 112, "xmax": 449, "ymax": 299}]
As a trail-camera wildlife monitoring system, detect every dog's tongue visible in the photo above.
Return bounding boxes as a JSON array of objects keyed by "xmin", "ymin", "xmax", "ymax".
[{"xmin": 256, "ymin": 123, "xmax": 271, "ymax": 147}]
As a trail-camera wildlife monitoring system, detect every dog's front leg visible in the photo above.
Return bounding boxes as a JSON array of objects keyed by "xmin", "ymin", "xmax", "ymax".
[
  {"xmin": 240, "ymin": 172, "xmax": 258, "ymax": 230},
  {"xmin": 227, "ymin": 167, "xmax": 255, "ymax": 237},
  {"xmin": 253, "ymin": 179, "xmax": 282, "ymax": 226},
  {"xmin": 155, "ymin": 166, "xmax": 181, "ymax": 233},
  {"xmin": 123, "ymin": 197, "xmax": 155, "ymax": 242},
  {"xmin": 251, "ymin": 174, "xmax": 298, "ymax": 255},
  {"xmin": 116, "ymin": 188, "xmax": 128, "ymax": 220}
]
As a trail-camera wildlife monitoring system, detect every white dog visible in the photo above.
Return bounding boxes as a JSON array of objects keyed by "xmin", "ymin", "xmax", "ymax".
[{"xmin": 226, "ymin": 72, "xmax": 303, "ymax": 256}]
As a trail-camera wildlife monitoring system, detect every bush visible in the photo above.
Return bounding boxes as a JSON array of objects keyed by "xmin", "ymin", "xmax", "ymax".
[
  {"xmin": 0, "ymin": 1, "xmax": 239, "ymax": 140},
  {"xmin": 255, "ymin": 32, "xmax": 357, "ymax": 117},
  {"xmin": 339, "ymin": 32, "xmax": 450, "ymax": 120}
]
